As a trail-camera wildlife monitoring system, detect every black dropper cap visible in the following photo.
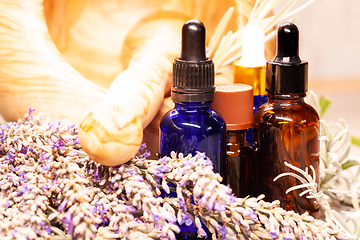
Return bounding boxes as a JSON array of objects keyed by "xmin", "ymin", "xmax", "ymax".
[
  {"xmin": 266, "ymin": 22, "xmax": 308, "ymax": 94},
  {"xmin": 171, "ymin": 19, "xmax": 215, "ymax": 102}
]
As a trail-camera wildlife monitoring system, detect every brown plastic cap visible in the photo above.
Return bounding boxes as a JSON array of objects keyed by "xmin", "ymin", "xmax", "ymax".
[{"xmin": 211, "ymin": 84, "xmax": 253, "ymax": 130}]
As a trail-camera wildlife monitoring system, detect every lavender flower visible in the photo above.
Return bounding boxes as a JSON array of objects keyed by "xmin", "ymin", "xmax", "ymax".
[{"xmin": 0, "ymin": 110, "xmax": 354, "ymax": 240}]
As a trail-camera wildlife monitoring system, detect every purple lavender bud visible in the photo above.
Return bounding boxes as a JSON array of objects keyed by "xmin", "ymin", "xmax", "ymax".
[
  {"xmin": 127, "ymin": 168, "xmax": 137, "ymax": 175},
  {"xmin": 18, "ymin": 172, "xmax": 27, "ymax": 181},
  {"xmin": 184, "ymin": 158, "xmax": 195, "ymax": 167},
  {"xmin": 142, "ymin": 150, "xmax": 151, "ymax": 159},
  {"xmin": 41, "ymin": 163, "xmax": 51, "ymax": 171},
  {"xmin": 154, "ymin": 172, "xmax": 165, "ymax": 179},
  {"xmin": 207, "ymin": 201, "xmax": 214, "ymax": 211},
  {"xmin": 157, "ymin": 165, "xmax": 170, "ymax": 173},
  {"xmin": 57, "ymin": 200, "xmax": 67, "ymax": 211},
  {"xmin": 10, "ymin": 230, "xmax": 17, "ymax": 237},
  {"xmin": 0, "ymin": 123, "xmax": 9, "ymax": 141},
  {"xmin": 197, "ymin": 228, "xmax": 207, "ymax": 238},
  {"xmin": 126, "ymin": 206, "xmax": 136, "ymax": 212},
  {"xmin": 5, "ymin": 147, "xmax": 16, "ymax": 163},
  {"xmin": 10, "ymin": 166, "xmax": 20, "ymax": 172},
  {"xmin": 219, "ymin": 226, "xmax": 228, "ymax": 239},
  {"xmin": 91, "ymin": 206, "xmax": 97, "ymax": 213},
  {"xmin": 159, "ymin": 157, "xmax": 168, "ymax": 164},
  {"xmin": 153, "ymin": 214, "xmax": 161, "ymax": 221},
  {"xmin": 269, "ymin": 230, "xmax": 277, "ymax": 239},
  {"xmin": 28, "ymin": 107, "xmax": 36, "ymax": 116},
  {"xmin": 138, "ymin": 143, "xmax": 147, "ymax": 153},
  {"xmin": 178, "ymin": 197, "xmax": 187, "ymax": 212},
  {"xmin": 214, "ymin": 202, "xmax": 226, "ymax": 212},
  {"xmin": 62, "ymin": 212, "xmax": 74, "ymax": 234},
  {"xmin": 19, "ymin": 145, "xmax": 28, "ymax": 154},
  {"xmin": 39, "ymin": 152, "xmax": 47, "ymax": 163},
  {"xmin": 92, "ymin": 168, "xmax": 100, "ymax": 181},
  {"xmin": 52, "ymin": 179, "xmax": 57, "ymax": 186},
  {"xmin": 170, "ymin": 215, "xmax": 177, "ymax": 224},
  {"xmin": 248, "ymin": 210, "xmax": 257, "ymax": 220},
  {"xmin": 51, "ymin": 139, "xmax": 65, "ymax": 150},
  {"xmin": 227, "ymin": 194, "xmax": 237, "ymax": 204},
  {"xmin": 138, "ymin": 175, "xmax": 144, "ymax": 182},
  {"xmin": 17, "ymin": 184, "xmax": 29, "ymax": 196},
  {"xmin": 98, "ymin": 204, "xmax": 107, "ymax": 215},
  {"xmin": 100, "ymin": 218, "xmax": 110, "ymax": 227},
  {"xmin": 183, "ymin": 214, "xmax": 193, "ymax": 226},
  {"xmin": 50, "ymin": 120, "xmax": 61, "ymax": 133},
  {"xmin": 179, "ymin": 180, "xmax": 187, "ymax": 187}
]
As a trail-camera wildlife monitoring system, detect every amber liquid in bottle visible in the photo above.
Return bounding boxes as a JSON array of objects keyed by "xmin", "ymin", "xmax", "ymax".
[
  {"xmin": 226, "ymin": 130, "xmax": 252, "ymax": 198},
  {"xmin": 252, "ymin": 93, "xmax": 320, "ymax": 216}
]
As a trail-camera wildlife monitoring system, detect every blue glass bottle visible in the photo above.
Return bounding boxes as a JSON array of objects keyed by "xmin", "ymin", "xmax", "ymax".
[{"xmin": 159, "ymin": 19, "xmax": 226, "ymax": 239}]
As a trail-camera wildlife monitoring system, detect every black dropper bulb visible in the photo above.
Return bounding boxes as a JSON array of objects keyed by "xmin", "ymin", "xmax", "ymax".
[
  {"xmin": 171, "ymin": 19, "xmax": 215, "ymax": 102},
  {"xmin": 274, "ymin": 22, "xmax": 301, "ymax": 63},
  {"xmin": 180, "ymin": 19, "xmax": 207, "ymax": 62},
  {"xmin": 266, "ymin": 22, "xmax": 308, "ymax": 94}
]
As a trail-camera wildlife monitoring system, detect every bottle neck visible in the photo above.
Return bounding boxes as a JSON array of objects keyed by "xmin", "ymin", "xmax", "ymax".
[
  {"xmin": 267, "ymin": 92, "xmax": 306, "ymax": 103},
  {"xmin": 174, "ymin": 101, "xmax": 212, "ymax": 109},
  {"xmin": 227, "ymin": 129, "xmax": 248, "ymax": 145},
  {"xmin": 227, "ymin": 129, "xmax": 249, "ymax": 157}
]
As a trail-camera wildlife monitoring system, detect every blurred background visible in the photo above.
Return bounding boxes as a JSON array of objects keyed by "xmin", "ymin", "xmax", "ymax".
[{"xmin": 275, "ymin": 0, "xmax": 360, "ymax": 154}]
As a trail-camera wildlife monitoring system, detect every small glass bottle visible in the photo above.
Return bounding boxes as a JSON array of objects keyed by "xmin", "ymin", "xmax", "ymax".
[
  {"xmin": 160, "ymin": 19, "xmax": 226, "ymax": 175},
  {"xmin": 252, "ymin": 22, "xmax": 320, "ymax": 216},
  {"xmin": 211, "ymin": 84, "xmax": 254, "ymax": 198},
  {"xmin": 160, "ymin": 19, "xmax": 226, "ymax": 239},
  {"xmin": 233, "ymin": 25, "xmax": 267, "ymax": 145}
]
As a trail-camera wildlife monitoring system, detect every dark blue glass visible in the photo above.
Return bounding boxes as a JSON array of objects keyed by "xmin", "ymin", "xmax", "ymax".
[
  {"xmin": 246, "ymin": 94, "xmax": 268, "ymax": 146},
  {"xmin": 160, "ymin": 101, "xmax": 226, "ymax": 240},
  {"xmin": 160, "ymin": 101, "xmax": 226, "ymax": 175}
]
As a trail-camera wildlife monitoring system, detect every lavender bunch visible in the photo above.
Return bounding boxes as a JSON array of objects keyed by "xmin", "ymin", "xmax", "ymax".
[
  {"xmin": 133, "ymin": 152, "xmax": 354, "ymax": 240},
  {"xmin": 0, "ymin": 108, "xmax": 355, "ymax": 239},
  {"xmin": 0, "ymin": 108, "xmax": 179, "ymax": 240},
  {"xmin": 0, "ymin": 108, "xmax": 104, "ymax": 239}
]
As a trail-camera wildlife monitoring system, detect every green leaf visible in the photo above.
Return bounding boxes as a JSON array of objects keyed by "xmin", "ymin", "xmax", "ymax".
[
  {"xmin": 351, "ymin": 136, "xmax": 360, "ymax": 147},
  {"xmin": 342, "ymin": 160, "xmax": 359, "ymax": 170},
  {"xmin": 319, "ymin": 96, "xmax": 332, "ymax": 117}
]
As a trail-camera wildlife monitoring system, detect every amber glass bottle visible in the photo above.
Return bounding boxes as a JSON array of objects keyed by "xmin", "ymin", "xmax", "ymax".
[
  {"xmin": 252, "ymin": 23, "xmax": 320, "ymax": 216},
  {"xmin": 233, "ymin": 25, "xmax": 267, "ymax": 146},
  {"xmin": 212, "ymin": 84, "xmax": 254, "ymax": 197}
]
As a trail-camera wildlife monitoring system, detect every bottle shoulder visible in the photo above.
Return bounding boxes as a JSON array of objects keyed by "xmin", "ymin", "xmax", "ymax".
[
  {"xmin": 160, "ymin": 107, "xmax": 226, "ymax": 134},
  {"xmin": 253, "ymin": 101, "xmax": 319, "ymax": 125},
  {"xmin": 161, "ymin": 107, "xmax": 225, "ymax": 125}
]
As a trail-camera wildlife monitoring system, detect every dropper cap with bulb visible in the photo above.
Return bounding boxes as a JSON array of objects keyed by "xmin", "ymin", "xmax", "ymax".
[
  {"xmin": 266, "ymin": 22, "xmax": 308, "ymax": 94},
  {"xmin": 171, "ymin": 19, "xmax": 215, "ymax": 103},
  {"xmin": 238, "ymin": 24, "xmax": 267, "ymax": 67},
  {"xmin": 233, "ymin": 24, "xmax": 267, "ymax": 96}
]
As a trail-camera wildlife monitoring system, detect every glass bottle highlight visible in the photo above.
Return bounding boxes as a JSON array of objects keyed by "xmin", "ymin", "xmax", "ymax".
[
  {"xmin": 211, "ymin": 84, "xmax": 253, "ymax": 198},
  {"xmin": 252, "ymin": 22, "xmax": 320, "ymax": 216}
]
